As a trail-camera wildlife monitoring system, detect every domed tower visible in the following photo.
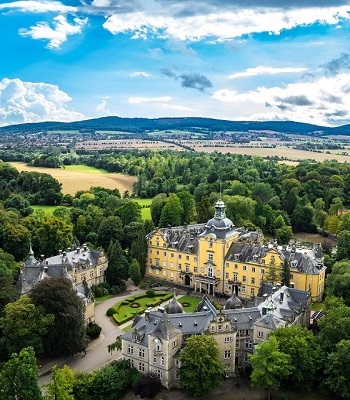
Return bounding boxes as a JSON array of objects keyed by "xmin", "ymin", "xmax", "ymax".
[
  {"xmin": 204, "ymin": 200, "xmax": 235, "ymax": 238},
  {"xmin": 225, "ymin": 286, "xmax": 243, "ymax": 310},
  {"xmin": 165, "ymin": 291, "xmax": 184, "ymax": 314}
]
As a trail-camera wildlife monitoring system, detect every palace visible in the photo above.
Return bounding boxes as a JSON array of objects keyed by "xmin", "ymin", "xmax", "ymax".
[
  {"xmin": 17, "ymin": 244, "xmax": 107, "ymax": 322},
  {"xmin": 122, "ymin": 284, "xmax": 311, "ymax": 388},
  {"xmin": 146, "ymin": 200, "xmax": 326, "ymax": 302}
]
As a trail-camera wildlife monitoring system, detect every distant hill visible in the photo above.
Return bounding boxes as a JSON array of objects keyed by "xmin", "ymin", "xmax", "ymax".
[{"xmin": 0, "ymin": 116, "xmax": 349, "ymax": 136}]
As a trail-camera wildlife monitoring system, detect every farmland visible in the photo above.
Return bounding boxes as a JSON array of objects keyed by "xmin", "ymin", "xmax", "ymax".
[{"xmin": 8, "ymin": 162, "xmax": 137, "ymax": 196}]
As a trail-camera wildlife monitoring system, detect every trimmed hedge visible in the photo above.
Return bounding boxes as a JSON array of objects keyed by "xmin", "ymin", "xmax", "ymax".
[{"xmin": 106, "ymin": 307, "xmax": 118, "ymax": 317}]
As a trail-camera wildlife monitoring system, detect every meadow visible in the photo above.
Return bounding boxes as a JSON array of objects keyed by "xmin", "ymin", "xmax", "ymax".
[{"xmin": 9, "ymin": 162, "xmax": 137, "ymax": 196}]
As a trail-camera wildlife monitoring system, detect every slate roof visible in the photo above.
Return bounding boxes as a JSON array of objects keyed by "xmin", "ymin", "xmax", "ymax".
[{"xmin": 223, "ymin": 307, "xmax": 261, "ymax": 330}]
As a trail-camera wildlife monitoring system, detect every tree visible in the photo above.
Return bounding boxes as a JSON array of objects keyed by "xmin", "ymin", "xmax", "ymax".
[
  {"xmin": 105, "ymin": 240, "xmax": 128, "ymax": 286},
  {"xmin": 224, "ymin": 195, "xmax": 256, "ymax": 226},
  {"xmin": 29, "ymin": 278, "xmax": 87, "ymax": 357},
  {"xmin": 326, "ymin": 261, "xmax": 350, "ymax": 305},
  {"xmin": 317, "ymin": 297, "xmax": 350, "ymax": 354},
  {"xmin": 178, "ymin": 191, "xmax": 195, "ymax": 224},
  {"xmin": 128, "ymin": 258, "xmax": 142, "ymax": 286},
  {"xmin": 0, "ymin": 346, "xmax": 42, "ymax": 400},
  {"xmin": 324, "ymin": 340, "xmax": 350, "ymax": 399},
  {"xmin": 265, "ymin": 256, "xmax": 279, "ymax": 284},
  {"xmin": 159, "ymin": 194, "xmax": 183, "ymax": 227},
  {"xmin": 150, "ymin": 194, "xmax": 167, "ymax": 226},
  {"xmin": 3, "ymin": 194, "xmax": 32, "ymax": 217},
  {"xmin": 272, "ymin": 326, "xmax": 321, "ymax": 391},
  {"xmin": 281, "ymin": 258, "xmax": 291, "ymax": 287},
  {"xmin": 0, "ymin": 263, "xmax": 17, "ymax": 313},
  {"xmin": 276, "ymin": 225, "xmax": 293, "ymax": 245},
  {"xmin": 44, "ymin": 365, "xmax": 75, "ymax": 400},
  {"xmin": 336, "ymin": 230, "xmax": 350, "ymax": 261},
  {"xmin": 97, "ymin": 216, "xmax": 123, "ymax": 249},
  {"xmin": 0, "ymin": 296, "xmax": 54, "ymax": 357},
  {"xmin": 1, "ymin": 222, "xmax": 31, "ymax": 261},
  {"xmin": 196, "ymin": 196, "xmax": 213, "ymax": 223},
  {"xmin": 179, "ymin": 334, "xmax": 225, "ymax": 397},
  {"xmin": 107, "ymin": 335, "xmax": 122, "ymax": 355},
  {"xmin": 250, "ymin": 336, "xmax": 292, "ymax": 400},
  {"xmin": 130, "ymin": 230, "xmax": 148, "ymax": 277},
  {"xmin": 313, "ymin": 198, "xmax": 327, "ymax": 228},
  {"xmin": 133, "ymin": 372, "xmax": 162, "ymax": 399},
  {"xmin": 116, "ymin": 201, "xmax": 141, "ymax": 226}
]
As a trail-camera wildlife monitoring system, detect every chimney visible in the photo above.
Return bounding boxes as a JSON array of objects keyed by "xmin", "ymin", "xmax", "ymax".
[{"xmin": 145, "ymin": 309, "xmax": 150, "ymax": 322}]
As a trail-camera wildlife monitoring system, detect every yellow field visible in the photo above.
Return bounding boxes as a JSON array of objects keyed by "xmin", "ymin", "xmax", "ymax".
[{"xmin": 9, "ymin": 162, "xmax": 137, "ymax": 195}]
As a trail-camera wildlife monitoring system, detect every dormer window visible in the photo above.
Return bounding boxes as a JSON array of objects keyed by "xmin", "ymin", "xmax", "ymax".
[{"xmin": 291, "ymin": 260, "xmax": 298, "ymax": 268}]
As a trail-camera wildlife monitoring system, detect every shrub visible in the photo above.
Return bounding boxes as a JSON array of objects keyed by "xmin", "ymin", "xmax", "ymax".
[
  {"xmin": 94, "ymin": 287, "xmax": 104, "ymax": 298},
  {"xmin": 133, "ymin": 372, "xmax": 162, "ymax": 398},
  {"xmin": 121, "ymin": 300, "xmax": 129, "ymax": 305},
  {"xmin": 97, "ymin": 282, "xmax": 111, "ymax": 290},
  {"xmin": 106, "ymin": 307, "xmax": 117, "ymax": 317},
  {"xmin": 146, "ymin": 290, "xmax": 156, "ymax": 298},
  {"xmin": 86, "ymin": 321, "xmax": 102, "ymax": 339}
]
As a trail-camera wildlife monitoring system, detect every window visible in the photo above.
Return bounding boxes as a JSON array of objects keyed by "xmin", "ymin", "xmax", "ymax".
[
  {"xmin": 261, "ymin": 269, "xmax": 265, "ymax": 274},
  {"xmin": 90, "ymin": 271, "xmax": 94, "ymax": 278},
  {"xmin": 233, "ymin": 273, "xmax": 238, "ymax": 282},
  {"xmin": 186, "ymin": 255, "xmax": 190, "ymax": 261},
  {"xmin": 185, "ymin": 264, "xmax": 190, "ymax": 273},
  {"xmin": 138, "ymin": 362, "xmax": 145, "ymax": 372},
  {"xmin": 209, "ymin": 241, "xmax": 213, "ymax": 248},
  {"xmin": 171, "ymin": 253, "xmax": 174, "ymax": 258},
  {"xmin": 207, "ymin": 266, "xmax": 213, "ymax": 278},
  {"xmin": 241, "ymin": 286, "xmax": 246, "ymax": 293},
  {"xmin": 244, "ymin": 354, "xmax": 249, "ymax": 362},
  {"xmin": 194, "ymin": 267, "xmax": 197, "ymax": 273},
  {"xmin": 224, "ymin": 350, "xmax": 231, "ymax": 359},
  {"xmin": 250, "ymin": 288, "xmax": 255, "ymax": 295},
  {"xmin": 127, "ymin": 345, "xmax": 133, "ymax": 354},
  {"xmin": 226, "ymin": 262, "xmax": 229, "ymax": 268},
  {"xmin": 161, "ymin": 357, "xmax": 165, "ymax": 366},
  {"xmin": 252, "ymin": 267, "xmax": 255, "ymax": 272},
  {"xmin": 258, "ymin": 331, "xmax": 264, "ymax": 338},
  {"xmin": 173, "ymin": 340, "xmax": 178, "ymax": 348},
  {"xmin": 208, "ymin": 253, "xmax": 214, "ymax": 261},
  {"xmin": 243, "ymin": 265, "xmax": 247, "ymax": 271},
  {"xmin": 155, "ymin": 369, "xmax": 163, "ymax": 379},
  {"xmin": 156, "ymin": 251, "xmax": 159, "ymax": 255},
  {"xmin": 163, "ymin": 251, "xmax": 167, "ymax": 256},
  {"xmin": 178, "ymin": 254, "xmax": 182, "ymax": 259},
  {"xmin": 178, "ymin": 264, "xmax": 182, "ymax": 270},
  {"xmin": 170, "ymin": 272, "xmax": 174, "ymax": 278},
  {"xmin": 236, "ymin": 340, "xmax": 239, "ymax": 348},
  {"xmin": 163, "ymin": 270, "xmax": 166, "ymax": 277},
  {"xmin": 163, "ymin": 261, "xmax": 166, "ymax": 267},
  {"xmin": 170, "ymin": 262, "xmax": 174, "ymax": 269},
  {"xmin": 139, "ymin": 348, "xmax": 145, "ymax": 358},
  {"xmin": 242, "ymin": 275, "xmax": 247, "ymax": 282},
  {"xmin": 194, "ymin": 257, "xmax": 197, "ymax": 262},
  {"xmin": 234, "ymin": 264, "xmax": 238, "ymax": 269},
  {"xmin": 245, "ymin": 340, "xmax": 252, "ymax": 349},
  {"xmin": 251, "ymin": 277, "xmax": 255, "ymax": 284},
  {"xmin": 224, "ymin": 337, "xmax": 233, "ymax": 343},
  {"xmin": 148, "ymin": 267, "xmax": 152, "ymax": 274},
  {"xmin": 155, "ymin": 259, "xmax": 160, "ymax": 266},
  {"xmin": 225, "ymin": 272, "xmax": 229, "ymax": 279},
  {"xmin": 154, "ymin": 355, "xmax": 157, "ymax": 364},
  {"xmin": 128, "ymin": 359, "xmax": 134, "ymax": 368}
]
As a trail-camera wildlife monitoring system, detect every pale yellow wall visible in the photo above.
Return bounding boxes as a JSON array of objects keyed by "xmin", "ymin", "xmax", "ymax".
[{"xmin": 146, "ymin": 230, "xmax": 325, "ymax": 301}]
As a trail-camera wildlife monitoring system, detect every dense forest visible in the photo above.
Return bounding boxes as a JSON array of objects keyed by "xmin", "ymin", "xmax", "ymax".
[{"xmin": 1, "ymin": 149, "xmax": 350, "ymax": 398}]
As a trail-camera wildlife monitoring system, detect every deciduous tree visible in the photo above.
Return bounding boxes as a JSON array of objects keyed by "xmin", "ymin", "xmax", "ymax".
[
  {"xmin": 179, "ymin": 334, "xmax": 225, "ymax": 397},
  {"xmin": 0, "ymin": 346, "xmax": 42, "ymax": 400},
  {"xmin": 44, "ymin": 365, "xmax": 75, "ymax": 400},
  {"xmin": 250, "ymin": 336, "xmax": 292, "ymax": 400},
  {"xmin": 29, "ymin": 278, "xmax": 87, "ymax": 357}
]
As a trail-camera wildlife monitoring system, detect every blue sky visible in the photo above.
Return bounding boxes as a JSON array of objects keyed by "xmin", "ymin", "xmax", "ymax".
[{"xmin": 1, "ymin": 1, "xmax": 350, "ymax": 127}]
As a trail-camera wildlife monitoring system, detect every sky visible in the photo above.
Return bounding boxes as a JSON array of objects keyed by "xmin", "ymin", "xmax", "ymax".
[{"xmin": 1, "ymin": 1, "xmax": 350, "ymax": 127}]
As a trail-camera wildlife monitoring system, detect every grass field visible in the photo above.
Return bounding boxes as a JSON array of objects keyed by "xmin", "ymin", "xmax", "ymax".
[
  {"xmin": 9, "ymin": 162, "xmax": 137, "ymax": 196},
  {"xmin": 134, "ymin": 198, "xmax": 152, "ymax": 220},
  {"xmin": 31, "ymin": 205, "xmax": 61, "ymax": 215}
]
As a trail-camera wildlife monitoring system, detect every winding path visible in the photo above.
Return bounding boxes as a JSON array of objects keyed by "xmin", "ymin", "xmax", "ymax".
[{"xmin": 39, "ymin": 280, "xmax": 144, "ymax": 387}]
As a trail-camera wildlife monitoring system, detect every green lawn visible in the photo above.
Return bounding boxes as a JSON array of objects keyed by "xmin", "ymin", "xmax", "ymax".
[
  {"xmin": 112, "ymin": 292, "xmax": 173, "ymax": 325},
  {"xmin": 31, "ymin": 205, "xmax": 62, "ymax": 215},
  {"xmin": 134, "ymin": 198, "xmax": 152, "ymax": 220},
  {"xmin": 63, "ymin": 164, "xmax": 108, "ymax": 174},
  {"xmin": 312, "ymin": 302, "xmax": 324, "ymax": 311},
  {"xmin": 178, "ymin": 295, "xmax": 202, "ymax": 312}
]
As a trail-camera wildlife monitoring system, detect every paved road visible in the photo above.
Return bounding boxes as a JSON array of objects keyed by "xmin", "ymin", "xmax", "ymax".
[{"xmin": 39, "ymin": 280, "xmax": 144, "ymax": 387}]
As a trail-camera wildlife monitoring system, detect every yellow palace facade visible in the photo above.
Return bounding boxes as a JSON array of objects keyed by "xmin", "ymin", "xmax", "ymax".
[{"xmin": 146, "ymin": 200, "xmax": 326, "ymax": 302}]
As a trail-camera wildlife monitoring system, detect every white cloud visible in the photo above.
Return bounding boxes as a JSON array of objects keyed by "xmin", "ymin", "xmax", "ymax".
[
  {"xmin": 0, "ymin": 1, "xmax": 76, "ymax": 13},
  {"xmin": 229, "ymin": 66, "xmax": 308, "ymax": 79},
  {"xmin": 212, "ymin": 73, "xmax": 350, "ymax": 126},
  {"xmin": 92, "ymin": 0, "xmax": 111, "ymax": 7},
  {"xmin": 128, "ymin": 96, "xmax": 172, "ymax": 104},
  {"xmin": 19, "ymin": 15, "xmax": 87, "ymax": 49},
  {"xmin": 96, "ymin": 97, "xmax": 110, "ymax": 113},
  {"xmin": 129, "ymin": 72, "xmax": 151, "ymax": 78},
  {"xmin": 103, "ymin": 6, "xmax": 350, "ymax": 41},
  {"xmin": 156, "ymin": 103, "xmax": 194, "ymax": 111},
  {"xmin": 0, "ymin": 78, "xmax": 85, "ymax": 126}
]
